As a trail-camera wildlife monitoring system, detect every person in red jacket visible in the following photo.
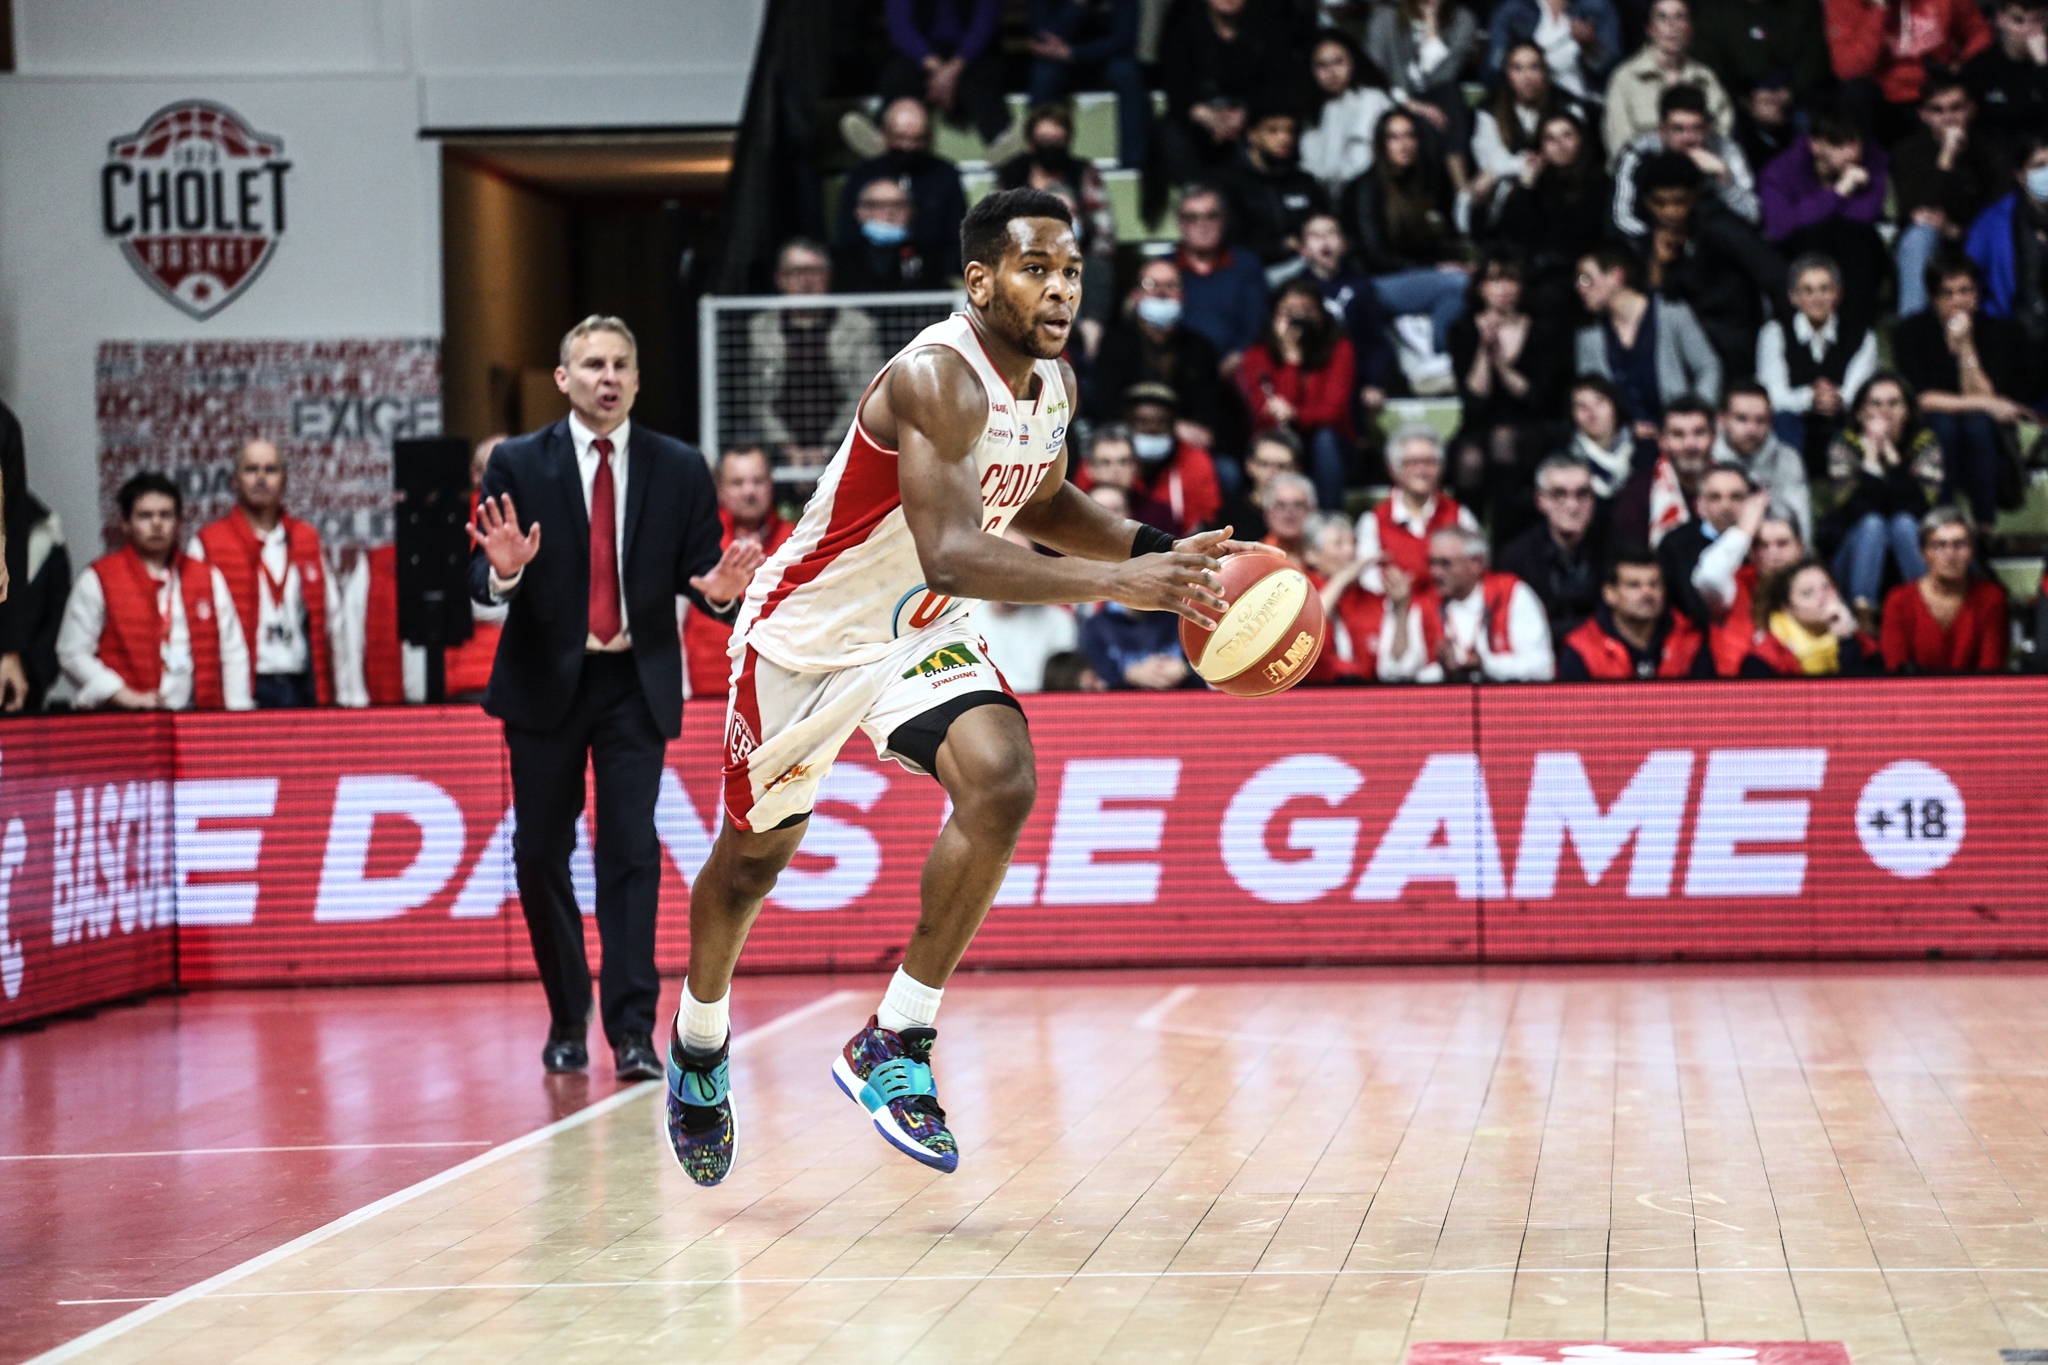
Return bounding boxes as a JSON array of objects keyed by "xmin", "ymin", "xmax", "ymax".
[
  {"xmin": 1121, "ymin": 382, "xmax": 1223, "ymax": 533},
  {"xmin": 1236, "ymin": 277, "xmax": 1357, "ymax": 509},
  {"xmin": 1303, "ymin": 512, "xmax": 1385, "ymax": 683},
  {"xmin": 1881, "ymin": 504, "xmax": 2009, "ymax": 671},
  {"xmin": 1557, "ymin": 548, "xmax": 1715, "ymax": 679},
  {"xmin": 1740, "ymin": 556, "xmax": 1884, "ymax": 674},
  {"xmin": 682, "ymin": 445, "xmax": 793, "ymax": 698},
  {"xmin": 57, "ymin": 472, "xmax": 251, "ymax": 710},
  {"xmin": 1352, "ymin": 425, "xmax": 1481, "ymax": 593},
  {"xmin": 1828, "ymin": 0, "xmax": 1992, "ymax": 142}
]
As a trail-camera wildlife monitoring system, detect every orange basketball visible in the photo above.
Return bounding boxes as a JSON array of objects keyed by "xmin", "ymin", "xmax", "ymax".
[{"xmin": 1179, "ymin": 551, "xmax": 1327, "ymax": 697}]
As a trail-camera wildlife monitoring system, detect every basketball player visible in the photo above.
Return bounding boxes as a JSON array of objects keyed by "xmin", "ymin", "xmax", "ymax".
[{"xmin": 665, "ymin": 188, "xmax": 1259, "ymax": 1185}]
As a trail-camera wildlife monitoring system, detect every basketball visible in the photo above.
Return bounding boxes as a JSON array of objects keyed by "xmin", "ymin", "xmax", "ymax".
[{"xmin": 1179, "ymin": 551, "xmax": 1326, "ymax": 697}]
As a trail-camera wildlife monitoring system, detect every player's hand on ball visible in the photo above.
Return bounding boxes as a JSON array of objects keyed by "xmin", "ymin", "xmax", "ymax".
[
  {"xmin": 1110, "ymin": 546, "xmax": 1227, "ymax": 627},
  {"xmin": 1176, "ymin": 526, "xmax": 1282, "ymax": 560},
  {"xmin": 690, "ymin": 538, "xmax": 767, "ymax": 605},
  {"xmin": 468, "ymin": 494, "xmax": 541, "ymax": 579}
]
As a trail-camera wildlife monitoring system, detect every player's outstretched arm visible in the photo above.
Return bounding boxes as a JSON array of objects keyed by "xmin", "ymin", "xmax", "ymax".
[{"xmin": 890, "ymin": 348, "xmax": 1227, "ymax": 625}]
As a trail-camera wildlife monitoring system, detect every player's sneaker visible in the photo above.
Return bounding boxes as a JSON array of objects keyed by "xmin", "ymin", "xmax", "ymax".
[
  {"xmin": 831, "ymin": 1017, "xmax": 957, "ymax": 1173},
  {"xmin": 663, "ymin": 1029, "xmax": 734, "ymax": 1187}
]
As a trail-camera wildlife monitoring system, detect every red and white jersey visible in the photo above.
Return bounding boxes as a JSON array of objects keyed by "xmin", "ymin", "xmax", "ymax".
[{"xmin": 732, "ymin": 312, "xmax": 1071, "ymax": 672}]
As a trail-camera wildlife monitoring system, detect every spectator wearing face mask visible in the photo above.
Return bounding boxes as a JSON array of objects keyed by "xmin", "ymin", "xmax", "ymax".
[
  {"xmin": 1881, "ymin": 505, "xmax": 2008, "ymax": 671},
  {"xmin": 1267, "ymin": 213, "xmax": 1395, "ymax": 417},
  {"xmin": 1739, "ymin": 556, "xmax": 1882, "ymax": 675},
  {"xmin": 1560, "ymin": 375, "xmax": 1645, "ymax": 500},
  {"xmin": 1302, "ymin": 31, "xmax": 1398, "ymax": 192},
  {"xmin": 1499, "ymin": 452, "xmax": 1614, "ymax": 639},
  {"xmin": 1965, "ymin": 132, "xmax": 2048, "ymax": 359},
  {"xmin": 1692, "ymin": 491, "xmax": 1807, "ymax": 673},
  {"xmin": 1303, "ymin": 512, "xmax": 1388, "ymax": 682},
  {"xmin": 1822, "ymin": 371, "xmax": 1944, "ymax": 624},
  {"xmin": 1025, "ymin": 0, "xmax": 1147, "ymax": 170},
  {"xmin": 834, "ymin": 98, "xmax": 966, "ymax": 283},
  {"xmin": 1614, "ymin": 396, "xmax": 1719, "ymax": 548},
  {"xmin": 1087, "ymin": 258, "xmax": 1232, "ymax": 445},
  {"xmin": 1219, "ymin": 98, "xmax": 1333, "ymax": 267},
  {"xmin": 1257, "ymin": 472, "xmax": 1318, "ymax": 569},
  {"xmin": 1237, "ymin": 280, "xmax": 1358, "ymax": 509},
  {"xmin": 1378, "ymin": 525, "xmax": 1556, "ymax": 681},
  {"xmin": 1755, "ymin": 254, "xmax": 1876, "ymax": 476},
  {"xmin": 1654, "ymin": 461, "xmax": 1754, "ymax": 625},
  {"xmin": 1120, "ymin": 383, "xmax": 1224, "ymax": 532},
  {"xmin": 834, "ymin": 177, "xmax": 932, "ymax": 292},
  {"xmin": 1073, "ymin": 424, "xmax": 1183, "ymax": 535},
  {"xmin": 1892, "ymin": 76, "xmax": 2010, "ymax": 318},
  {"xmin": 995, "ymin": 103, "xmax": 1119, "ymax": 266},
  {"xmin": 1712, "ymin": 381, "xmax": 1813, "ymax": 541},
  {"xmin": 1557, "ymin": 548, "xmax": 1714, "ymax": 678},
  {"xmin": 1354, "ymin": 425, "xmax": 1482, "ymax": 593},
  {"xmin": 978, "ymin": 532, "xmax": 1082, "ymax": 691}
]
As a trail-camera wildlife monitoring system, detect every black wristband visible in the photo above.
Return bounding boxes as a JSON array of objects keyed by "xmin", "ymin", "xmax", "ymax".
[{"xmin": 1130, "ymin": 524, "xmax": 1176, "ymax": 558}]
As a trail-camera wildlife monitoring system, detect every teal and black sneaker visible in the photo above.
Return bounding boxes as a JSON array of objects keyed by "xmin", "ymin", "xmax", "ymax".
[
  {"xmin": 831, "ymin": 1016, "xmax": 957, "ymax": 1173},
  {"xmin": 663, "ymin": 1028, "xmax": 734, "ymax": 1187}
]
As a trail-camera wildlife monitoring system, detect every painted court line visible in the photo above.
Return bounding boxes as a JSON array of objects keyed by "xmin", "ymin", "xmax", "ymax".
[
  {"xmin": 1135, "ymin": 984, "xmax": 1196, "ymax": 1030},
  {"xmin": 55, "ymin": 1264, "xmax": 2048, "ymax": 1306},
  {"xmin": 26, "ymin": 988, "xmax": 859, "ymax": 1364},
  {"xmin": 5, "ymin": 1142, "xmax": 494, "ymax": 1161}
]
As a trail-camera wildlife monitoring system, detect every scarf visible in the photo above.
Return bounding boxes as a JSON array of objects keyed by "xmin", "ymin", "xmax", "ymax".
[
  {"xmin": 1647, "ymin": 455, "xmax": 1689, "ymax": 549},
  {"xmin": 1768, "ymin": 611, "xmax": 1840, "ymax": 675},
  {"xmin": 1575, "ymin": 431, "xmax": 1634, "ymax": 499}
]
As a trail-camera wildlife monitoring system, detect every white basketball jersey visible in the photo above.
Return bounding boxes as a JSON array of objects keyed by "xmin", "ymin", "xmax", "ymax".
[{"xmin": 731, "ymin": 312, "xmax": 1071, "ymax": 672}]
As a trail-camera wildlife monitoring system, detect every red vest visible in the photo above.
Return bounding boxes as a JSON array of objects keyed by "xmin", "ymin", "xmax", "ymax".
[
  {"xmin": 199, "ymin": 511, "xmax": 334, "ymax": 703},
  {"xmin": 1374, "ymin": 495, "xmax": 1467, "ymax": 585},
  {"xmin": 92, "ymin": 546, "xmax": 226, "ymax": 709},
  {"xmin": 1563, "ymin": 612, "xmax": 1705, "ymax": 679},
  {"xmin": 359, "ymin": 545, "xmax": 404, "ymax": 705},
  {"xmin": 1418, "ymin": 572, "xmax": 1522, "ymax": 659},
  {"xmin": 684, "ymin": 509, "xmax": 793, "ymax": 697},
  {"xmin": 1709, "ymin": 563, "xmax": 1758, "ymax": 677}
]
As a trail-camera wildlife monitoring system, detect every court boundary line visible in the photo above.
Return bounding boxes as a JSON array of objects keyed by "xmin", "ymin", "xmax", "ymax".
[
  {"xmin": 5, "ymin": 1141, "xmax": 495, "ymax": 1161},
  {"xmin": 23, "ymin": 988, "xmax": 858, "ymax": 1365}
]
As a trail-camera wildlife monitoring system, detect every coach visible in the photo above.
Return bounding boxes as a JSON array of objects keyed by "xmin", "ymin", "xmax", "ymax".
[{"xmin": 468, "ymin": 316, "xmax": 763, "ymax": 1081}]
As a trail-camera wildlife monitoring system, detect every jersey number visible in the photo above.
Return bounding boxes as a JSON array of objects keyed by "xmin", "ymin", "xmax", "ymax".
[{"xmin": 908, "ymin": 590, "xmax": 953, "ymax": 629}]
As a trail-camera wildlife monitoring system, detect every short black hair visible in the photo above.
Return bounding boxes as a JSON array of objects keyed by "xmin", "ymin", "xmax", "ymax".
[
  {"xmin": 1809, "ymin": 111, "xmax": 1864, "ymax": 146},
  {"xmin": 1925, "ymin": 248, "xmax": 1981, "ymax": 298},
  {"xmin": 1607, "ymin": 546, "xmax": 1663, "ymax": 585},
  {"xmin": 1583, "ymin": 241, "xmax": 1643, "ymax": 291},
  {"xmin": 1637, "ymin": 150, "xmax": 1704, "ymax": 194},
  {"xmin": 118, "ymin": 471, "xmax": 181, "ymax": 519},
  {"xmin": 1663, "ymin": 395, "xmax": 1717, "ymax": 426},
  {"xmin": 1657, "ymin": 83, "xmax": 1710, "ymax": 121},
  {"xmin": 960, "ymin": 187, "xmax": 1075, "ymax": 271},
  {"xmin": 1722, "ymin": 378, "xmax": 1770, "ymax": 409}
]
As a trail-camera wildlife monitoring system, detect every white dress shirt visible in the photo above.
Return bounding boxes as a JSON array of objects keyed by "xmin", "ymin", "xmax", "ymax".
[
  {"xmin": 492, "ymin": 413, "xmax": 633, "ymax": 652},
  {"xmin": 57, "ymin": 559, "xmax": 254, "ymax": 711},
  {"xmin": 1376, "ymin": 578, "xmax": 1555, "ymax": 682},
  {"xmin": 188, "ymin": 519, "xmax": 364, "ymax": 705},
  {"xmin": 1351, "ymin": 495, "xmax": 1482, "ymax": 594},
  {"xmin": 1755, "ymin": 313, "xmax": 1878, "ymax": 418}
]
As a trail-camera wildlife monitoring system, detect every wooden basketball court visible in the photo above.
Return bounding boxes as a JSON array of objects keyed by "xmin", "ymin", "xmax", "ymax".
[{"xmin": 19, "ymin": 966, "xmax": 2048, "ymax": 1364}]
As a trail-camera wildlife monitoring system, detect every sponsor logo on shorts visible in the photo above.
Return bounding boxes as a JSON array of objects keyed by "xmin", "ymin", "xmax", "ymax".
[
  {"xmin": 764, "ymin": 761, "xmax": 812, "ymax": 792},
  {"xmin": 1264, "ymin": 630, "xmax": 1318, "ymax": 684},
  {"xmin": 725, "ymin": 713, "xmax": 758, "ymax": 765},
  {"xmin": 903, "ymin": 643, "xmax": 980, "ymax": 680}
]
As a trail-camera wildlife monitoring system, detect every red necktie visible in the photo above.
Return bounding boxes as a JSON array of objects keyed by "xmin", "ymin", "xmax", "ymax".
[{"xmin": 588, "ymin": 438, "xmax": 622, "ymax": 644}]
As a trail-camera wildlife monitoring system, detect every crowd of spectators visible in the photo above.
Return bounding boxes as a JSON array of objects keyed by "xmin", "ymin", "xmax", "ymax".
[{"xmin": 714, "ymin": 0, "xmax": 2048, "ymax": 693}]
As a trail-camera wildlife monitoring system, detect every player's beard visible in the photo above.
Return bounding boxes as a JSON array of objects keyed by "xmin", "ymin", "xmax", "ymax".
[{"xmin": 987, "ymin": 286, "xmax": 1066, "ymax": 361}]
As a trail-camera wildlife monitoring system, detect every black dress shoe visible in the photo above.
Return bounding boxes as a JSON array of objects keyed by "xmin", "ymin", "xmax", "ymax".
[
  {"xmin": 542, "ymin": 1038, "xmax": 588, "ymax": 1074},
  {"xmin": 613, "ymin": 1033, "xmax": 662, "ymax": 1082}
]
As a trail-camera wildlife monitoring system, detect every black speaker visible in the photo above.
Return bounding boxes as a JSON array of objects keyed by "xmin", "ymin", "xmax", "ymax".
[{"xmin": 393, "ymin": 437, "xmax": 474, "ymax": 661}]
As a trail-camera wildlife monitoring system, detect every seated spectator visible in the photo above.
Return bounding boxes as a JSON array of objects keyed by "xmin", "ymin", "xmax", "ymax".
[
  {"xmin": 1027, "ymin": 0, "xmax": 1147, "ymax": 170},
  {"xmin": 1615, "ymin": 395, "xmax": 1719, "ymax": 546},
  {"xmin": 1575, "ymin": 244, "xmax": 1724, "ymax": 435},
  {"xmin": 1174, "ymin": 185, "xmax": 1271, "ymax": 372},
  {"xmin": 1379, "ymin": 526, "xmax": 1557, "ymax": 680},
  {"xmin": 1633, "ymin": 151, "xmax": 1787, "ymax": 381},
  {"xmin": 1964, "ymin": 134, "xmax": 2048, "ymax": 361},
  {"xmin": 1041, "ymin": 649, "xmax": 1106, "ymax": 691},
  {"xmin": 980, "ymin": 535, "xmax": 1081, "ymax": 690},
  {"xmin": 1258, "ymin": 472, "xmax": 1318, "ymax": 567},
  {"xmin": 1733, "ymin": 70, "xmax": 1799, "ymax": 176},
  {"xmin": 1694, "ymin": 0, "xmax": 1829, "ymax": 100},
  {"xmin": 1738, "ymin": 556, "xmax": 1882, "ymax": 674},
  {"xmin": 1655, "ymin": 461, "xmax": 1754, "ymax": 624},
  {"xmin": 747, "ymin": 240, "xmax": 885, "ymax": 473},
  {"xmin": 1757, "ymin": 114, "xmax": 1889, "ymax": 326},
  {"xmin": 1755, "ymin": 254, "xmax": 1876, "ymax": 476},
  {"xmin": 1124, "ymin": 382, "xmax": 1225, "ymax": 531},
  {"xmin": 1469, "ymin": 43, "xmax": 1595, "ymax": 216},
  {"xmin": 835, "ymin": 177, "xmax": 934, "ymax": 292},
  {"xmin": 1302, "ymin": 30, "xmax": 1397, "ymax": 191},
  {"xmin": 1237, "ymin": 280, "xmax": 1358, "ymax": 509},
  {"xmin": 1881, "ymin": 504, "xmax": 2010, "ymax": 670},
  {"xmin": 1558, "ymin": 548, "xmax": 1715, "ymax": 677},
  {"xmin": 1367, "ymin": 0, "xmax": 1484, "ymax": 165},
  {"xmin": 1604, "ymin": 0, "xmax": 1736, "ymax": 157},
  {"xmin": 1892, "ymin": 76, "xmax": 2009, "ymax": 318},
  {"xmin": 878, "ymin": 0, "xmax": 1010, "ymax": 145},
  {"xmin": 1342, "ymin": 108, "xmax": 1473, "ymax": 353},
  {"xmin": 1217, "ymin": 430, "xmax": 1301, "ymax": 541},
  {"xmin": 1078, "ymin": 503, "xmax": 1199, "ymax": 691},
  {"xmin": 1714, "ymin": 380, "xmax": 1814, "ymax": 540},
  {"xmin": 1613, "ymin": 84, "xmax": 1760, "ymax": 235},
  {"xmin": 1964, "ymin": 0, "xmax": 2048, "ymax": 157},
  {"xmin": 1498, "ymin": 452, "xmax": 1614, "ymax": 638},
  {"xmin": 1304, "ymin": 512, "xmax": 1389, "ymax": 681},
  {"xmin": 1690, "ymin": 487, "xmax": 1809, "ymax": 671},
  {"xmin": 683, "ymin": 447, "xmax": 794, "ymax": 698},
  {"xmin": 1828, "ymin": 0, "xmax": 1991, "ymax": 146},
  {"xmin": 1490, "ymin": 114, "xmax": 1615, "ymax": 313},
  {"xmin": 1156, "ymin": 0, "xmax": 1286, "ymax": 187},
  {"xmin": 1075, "ymin": 424, "xmax": 1183, "ymax": 534},
  {"xmin": 59, "ymin": 472, "xmax": 251, "ymax": 711},
  {"xmin": 1220, "ymin": 97, "xmax": 1333, "ymax": 266},
  {"xmin": 1486, "ymin": 0, "xmax": 1622, "ymax": 102},
  {"xmin": 995, "ymin": 103, "xmax": 1119, "ymax": 271},
  {"xmin": 1562, "ymin": 373, "xmax": 1646, "ymax": 497},
  {"xmin": 1823, "ymin": 371, "xmax": 1944, "ymax": 621},
  {"xmin": 835, "ymin": 99, "xmax": 967, "ymax": 284},
  {"xmin": 1267, "ymin": 214, "xmax": 1395, "ymax": 417},
  {"xmin": 1354, "ymin": 425, "xmax": 1482, "ymax": 591},
  {"xmin": 1086, "ymin": 258, "xmax": 1232, "ymax": 444},
  {"xmin": 1448, "ymin": 253, "xmax": 1573, "ymax": 537},
  {"xmin": 1894, "ymin": 253, "xmax": 2033, "ymax": 533}
]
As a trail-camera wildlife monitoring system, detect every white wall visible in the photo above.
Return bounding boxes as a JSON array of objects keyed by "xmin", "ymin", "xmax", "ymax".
[{"xmin": 0, "ymin": 0, "xmax": 764, "ymax": 561}]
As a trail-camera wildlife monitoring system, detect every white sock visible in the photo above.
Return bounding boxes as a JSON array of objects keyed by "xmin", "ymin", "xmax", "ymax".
[
  {"xmin": 676, "ymin": 982, "xmax": 730, "ymax": 1056},
  {"xmin": 875, "ymin": 966, "xmax": 944, "ymax": 1034}
]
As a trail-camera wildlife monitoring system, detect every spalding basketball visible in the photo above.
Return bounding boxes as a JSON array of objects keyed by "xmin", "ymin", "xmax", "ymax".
[{"xmin": 1180, "ymin": 551, "xmax": 1327, "ymax": 697}]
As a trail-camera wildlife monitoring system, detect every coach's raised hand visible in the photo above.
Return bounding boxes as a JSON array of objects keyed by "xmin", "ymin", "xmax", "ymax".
[
  {"xmin": 688, "ymin": 538, "xmax": 766, "ymax": 606},
  {"xmin": 469, "ymin": 492, "xmax": 541, "ymax": 581}
]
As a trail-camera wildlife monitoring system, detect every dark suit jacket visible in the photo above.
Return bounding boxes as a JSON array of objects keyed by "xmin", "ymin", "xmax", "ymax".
[{"xmin": 468, "ymin": 419, "xmax": 731, "ymax": 738}]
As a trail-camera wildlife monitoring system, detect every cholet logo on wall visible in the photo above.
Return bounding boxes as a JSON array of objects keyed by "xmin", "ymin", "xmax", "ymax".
[{"xmin": 100, "ymin": 101, "xmax": 292, "ymax": 320}]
